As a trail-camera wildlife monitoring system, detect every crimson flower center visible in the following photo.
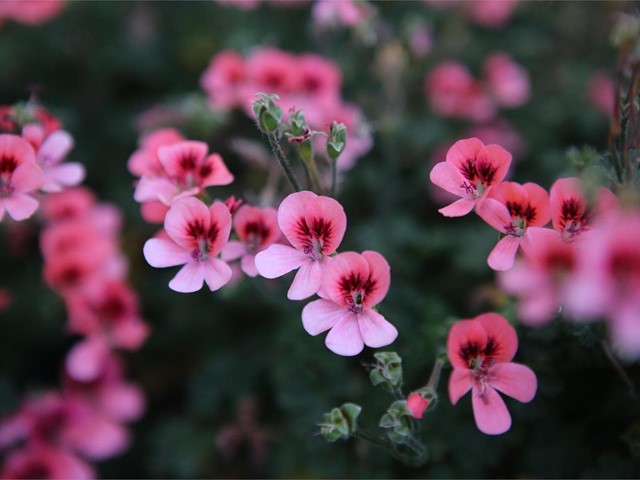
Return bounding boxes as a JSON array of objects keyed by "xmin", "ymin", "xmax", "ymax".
[{"xmin": 295, "ymin": 217, "xmax": 333, "ymax": 260}]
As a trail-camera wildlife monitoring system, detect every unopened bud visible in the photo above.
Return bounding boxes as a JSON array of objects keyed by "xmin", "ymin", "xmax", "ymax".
[
  {"xmin": 369, "ymin": 351, "xmax": 403, "ymax": 391},
  {"xmin": 406, "ymin": 392, "xmax": 431, "ymax": 419},
  {"xmin": 319, "ymin": 403, "xmax": 361, "ymax": 443},
  {"xmin": 252, "ymin": 93, "xmax": 283, "ymax": 134},
  {"xmin": 327, "ymin": 122, "xmax": 347, "ymax": 160}
]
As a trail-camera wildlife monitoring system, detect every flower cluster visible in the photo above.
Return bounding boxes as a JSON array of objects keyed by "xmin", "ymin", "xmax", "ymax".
[{"xmin": 200, "ymin": 47, "xmax": 371, "ymax": 169}]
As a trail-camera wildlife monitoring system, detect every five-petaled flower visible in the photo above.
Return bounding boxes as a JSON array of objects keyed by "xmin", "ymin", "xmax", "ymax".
[
  {"xmin": 255, "ymin": 190, "xmax": 346, "ymax": 300},
  {"xmin": 301, "ymin": 250, "xmax": 397, "ymax": 356},
  {"xmin": 447, "ymin": 312, "xmax": 537, "ymax": 435},
  {"xmin": 429, "ymin": 137, "xmax": 511, "ymax": 217},
  {"xmin": 143, "ymin": 197, "xmax": 232, "ymax": 293}
]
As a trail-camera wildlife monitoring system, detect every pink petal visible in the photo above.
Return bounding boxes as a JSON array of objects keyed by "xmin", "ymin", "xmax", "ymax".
[
  {"xmin": 288, "ymin": 260, "xmax": 323, "ymax": 300},
  {"xmin": 302, "ymin": 299, "xmax": 346, "ymax": 335},
  {"xmin": 523, "ymin": 182, "xmax": 551, "ymax": 227},
  {"xmin": 471, "ymin": 384, "xmax": 511, "ymax": 435},
  {"xmin": 240, "ymin": 254, "xmax": 258, "ymax": 277},
  {"xmin": 169, "ymin": 262, "xmax": 206, "ymax": 293},
  {"xmin": 10, "ymin": 160, "xmax": 44, "ymax": 193},
  {"xmin": 202, "ymin": 258, "xmax": 232, "ymax": 292},
  {"xmin": 164, "ymin": 196, "xmax": 211, "ymax": 249},
  {"xmin": 207, "ymin": 201, "xmax": 232, "ymax": 256},
  {"xmin": 3, "ymin": 193, "xmax": 39, "ymax": 221},
  {"xmin": 322, "ymin": 252, "xmax": 369, "ymax": 305},
  {"xmin": 157, "ymin": 140, "xmax": 208, "ymax": 179},
  {"xmin": 361, "ymin": 250, "xmax": 391, "ymax": 307},
  {"xmin": 429, "ymin": 161, "xmax": 469, "ymax": 197},
  {"xmin": 487, "ymin": 235, "xmax": 521, "ymax": 271},
  {"xmin": 490, "ymin": 362, "xmax": 537, "ymax": 402},
  {"xmin": 133, "ymin": 176, "xmax": 177, "ymax": 204},
  {"xmin": 65, "ymin": 415, "xmax": 129, "ymax": 461},
  {"xmin": 447, "ymin": 320, "xmax": 488, "ymax": 369},
  {"xmin": 474, "ymin": 312, "xmax": 518, "ymax": 362},
  {"xmin": 38, "ymin": 130, "xmax": 74, "ymax": 166},
  {"xmin": 477, "ymin": 144, "xmax": 512, "ymax": 185},
  {"xmin": 325, "ymin": 314, "xmax": 364, "ymax": 356},
  {"xmin": 65, "ymin": 338, "xmax": 109, "ymax": 382},
  {"xmin": 41, "ymin": 163, "xmax": 85, "ymax": 192},
  {"xmin": 220, "ymin": 240, "xmax": 246, "ymax": 262},
  {"xmin": 446, "ymin": 137, "xmax": 485, "ymax": 170},
  {"xmin": 358, "ymin": 309, "xmax": 398, "ymax": 348},
  {"xmin": 201, "ymin": 153, "xmax": 234, "ymax": 186},
  {"xmin": 0, "ymin": 134, "xmax": 36, "ymax": 164},
  {"xmin": 550, "ymin": 177, "xmax": 583, "ymax": 233},
  {"xmin": 112, "ymin": 319, "xmax": 150, "ymax": 350},
  {"xmin": 438, "ymin": 197, "xmax": 476, "ymax": 217},
  {"xmin": 254, "ymin": 244, "xmax": 310, "ymax": 278},
  {"xmin": 143, "ymin": 238, "xmax": 191, "ymax": 268},
  {"xmin": 448, "ymin": 368, "xmax": 473, "ymax": 405},
  {"xmin": 99, "ymin": 383, "xmax": 145, "ymax": 423},
  {"xmin": 476, "ymin": 197, "xmax": 512, "ymax": 233}
]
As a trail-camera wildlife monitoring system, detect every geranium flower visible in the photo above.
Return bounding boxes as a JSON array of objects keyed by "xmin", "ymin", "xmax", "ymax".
[
  {"xmin": 476, "ymin": 181, "xmax": 550, "ymax": 270},
  {"xmin": 0, "ymin": 134, "xmax": 44, "ymax": 221},
  {"xmin": 301, "ymin": 251, "xmax": 397, "ymax": 356},
  {"xmin": 255, "ymin": 191, "xmax": 346, "ymax": 300},
  {"xmin": 143, "ymin": 197, "xmax": 232, "ymax": 293},
  {"xmin": 221, "ymin": 205, "xmax": 280, "ymax": 277},
  {"xmin": 448, "ymin": 312, "xmax": 537, "ymax": 435},
  {"xmin": 429, "ymin": 137, "xmax": 511, "ymax": 217}
]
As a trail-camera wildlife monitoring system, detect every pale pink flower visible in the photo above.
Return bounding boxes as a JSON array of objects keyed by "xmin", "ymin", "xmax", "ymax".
[
  {"xmin": 221, "ymin": 205, "xmax": 280, "ymax": 277},
  {"xmin": 564, "ymin": 212, "xmax": 640, "ymax": 358},
  {"xmin": 301, "ymin": 251, "xmax": 397, "ymax": 356},
  {"xmin": 429, "ymin": 137, "xmax": 512, "ymax": 217},
  {"xmin": 549, "ymin": 177, "xmax": 617, "ymax": 241},
  {"xmin": 0, "ymin": 134, "xmax": 43, "ymax": 221},
  {"xmin": 200, "ymin": 51, "xmax": 247, "ymax": 111},
  {"xmin": 483, "ymin": 53, "xmax": 530, "ymax": 108},
  {"xmin": 500, "ymin": 227, "xmax": 577, "ymax": 326},
  {"xmin": 476, "ymin": 181, "xmax": 550, "ymax": 271},
  {"xmin": 255, "ymin": 191, "xmax": 347, "ymax": 300},
  {"xmin": 143, "ymin": 197, "xmax": 233, "ymax": 293},
  {"xmin": 448, "ymin": 312, "xmax": 537, "ymax": 435},
  {"xmin": 587, "ymin": 71, "xmax": 615, "ymax": 116}
]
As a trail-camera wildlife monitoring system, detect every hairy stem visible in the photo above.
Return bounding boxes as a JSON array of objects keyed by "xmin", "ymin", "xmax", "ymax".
[
  {"xmin": 352, "ymin": 428, "xmax": 428, "ymax": 467},
  {"xmin": 268, "ymin": 132, "xmax": 301, "ymax": 192}
]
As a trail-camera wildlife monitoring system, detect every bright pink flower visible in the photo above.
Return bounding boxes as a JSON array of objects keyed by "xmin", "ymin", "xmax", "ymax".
[
  {"xmin": 143, "ymin": 197, "xmax": 233, "ymax": 293},
  {"xmin": 221, "ymin": 205, "xmax": 280, "ymax": 277},
  {"xmin": 200, "ymin": 50, "xmax": 247, "ymax": 111},
  {"xmin": 429, "ymin": 137, "xmax": 512, "ymax": 217},
  {"xmin": 301, "ymin": 251, "xmax": 397, "ymax": 356},
  {"xmin": 500, "ymin": 227, "xmax": 577, "ymax": 326},
  {"xmin": 564, "ymin": 212, "xmax": 640, "ymax": 358},
  {"xmin": 447, "ymin": 312, "xmax": 537, "ymax": 435},
  {"xmin": 0, "ymin": 0, "xmax": 65, "ymax": 26},
  {"xmin": 587, "ymin": 71, "xmax": 615, "ymax": 116},
  {"xmin": 0, "ymin": 134, "xmax": 43, "ymax": 221},
  {"xmin": 255, "ymin": 191, "xmax": 347, "ymax": 300},
  {"xmin": 483, "ymin": 53, "xmax": 530, "ymax": 108},
  {"xmin": 406, "ymin": 393, "xmax": 430, "ymax": 419},
  {"xmin": 476, "ymin": 181, "xmax": 550, "ymax": 271},
  {"xmin": 549, "ymin": 177, "xmax": 617, "ymax": 241},
  {"xmin": 1, "ymin": 445, "xmax": 94, "ymax": 480},
  {"xmin": 425, "ymin": 62, "xmax": 496, "ymax": 122},
  {"xmin": 134, "ymin": 140, "xmax": 233, "ymax": 206}
]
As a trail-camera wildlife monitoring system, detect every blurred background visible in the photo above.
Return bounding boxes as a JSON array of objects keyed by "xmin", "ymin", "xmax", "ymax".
[{"xmin": 1, "ymin": 1, "xmax": 639, "ymax": 477}]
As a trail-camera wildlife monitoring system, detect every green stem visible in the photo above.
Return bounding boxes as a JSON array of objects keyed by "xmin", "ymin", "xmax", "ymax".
[
  {"xmin": 330, "ymin": 154, "xmax": 338, "ymax": 197},
  {"xmin": 268, "ymin": 132, "xmax": 301, "ymax": 192},
  {"xmin": 303, "ymin": 155, "xmax": 322, "ymax": 194},
  {"xmin": 426, "ymin": 358, "xmax": 444, "ymax": 391}
]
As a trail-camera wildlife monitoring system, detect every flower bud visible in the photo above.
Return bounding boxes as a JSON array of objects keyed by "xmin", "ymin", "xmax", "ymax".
[
  {"xmin": 319, "ymin": 403, "xmax": 361, "ymax": 442},
  {"xmin": 252, "ymin": 93, "xmax": 283, "ymax": 134},
  {"xmin": 369, "ymin": 351, "xmax": 403, "ymax": 391},
  {"xmin": 379, "ymin": 400, "xmax": 411, "ymax": 444},
  {"xmin": 327, "ymin": 121, "xmax": 347, "ymax": 160},
  {"xmin": 406, "ymin": 392, "xmax": 431, "ymax": 419}
]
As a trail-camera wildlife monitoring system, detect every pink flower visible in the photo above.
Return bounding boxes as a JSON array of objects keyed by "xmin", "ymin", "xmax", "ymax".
[
  {"xmin": 127, "ymin": 127, "xmax": 184, "ymax": 178},
  {"xmin": 200, "ymin": 51, "xmax": 247, "ymax": 111},
  {"xmin": 221, "ymin": 205, "xmax": 280, "ymax": 277},
  {"xmin": 406, "ymin": 393, "xmax": 430, "ymax": 419},
  {"xmin": 254, "ymin": 191, "xmax": 347, "ymax": 300},
  {"xmin": 241, "ymin": 48, "xmax": 299, "ymax": 110},
  {"xmin": 463, "ymin": 0, "xmax": 519, "ymax": 28},
  {"xmin": 476, "ymin": 181, "xmax": 550, "ymax": 271},
  {"xmin": 143, "ymin": 197, "xmax": 233, "ymax": 293},
  {"xmin": 301, "ymin": 251, "xmax": 397, "ymax": 356},
  {"xmin": 499, "ymin": 227, "xmax": 577, "ymax": 326},
  {"xmin": 429, "ymin": 137, "xmax": 512, "ymax": 217},
  {"xmin": 296, "ymin": 54, "xmax": 342, "ymax": 103},
  {"xmin": 1, "ymin": 445, "xmax": 95, "ymax": 480},
  {"xmin": 483, "ymin": 53, "xmax": 530, "ymax": 108},
  {"xmin": 587, "ymin": 71, "xmax": 615, "ymax": 116},
  {"xmin": 312, "ymin": 0, "xmax": 373, "ymax": 29},
  {"xmin": 0, "ymin": 0, "xmax": 65, "ymax": 26},
  {"xmin": 447, "ymin": 312, "xmax": 537, "ymax": 435},
  {"xmin": 40, "ymin": 187, "xmax": 97, "ymax": 222},
  {"xmin": 549, "ymin": 177, "xmax": 617, "ymax": 241},
  {"xmin": 0, "ymin": 134, "xmax": 44, "ymax": 221}
]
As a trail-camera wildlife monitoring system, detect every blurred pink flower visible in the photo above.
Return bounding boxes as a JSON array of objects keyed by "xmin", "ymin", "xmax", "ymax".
[
  {"xmin": 312, "ymin": 0, "xmax": 373, "ymax": 29},
  {"xmin": 429, "ymin": 137, "xmax": 512, "ymax": 217},
  {"xmin": 302, "ymin": 250, "xmax": 397, "ymax": 356},
  {"xmin": 255, "ymin": 191, "xmax": 346, "ymax": 300},
  {"xmin": 476, "ymin": 181, "xmax": 550, "ymax": 271},
  {"xmin": 143, "ymin": 197, "xmax": 233, "ymax": 293},
  {"xmin": 0, "ymin": 134, "xmax": 43, "ymax": 221},
  {"xmin": 200, "ymin": 51, "xmax": 247, "ymax": 111},
  {"xmin": 463, "ymin": 0, "xmax": 519, "ymax": 28},
  {"xmin": 587, "ymin": 71, "xmax": 615, "ymax": 117},
  {"xmin": 1, "ymin": 445, "xmax": 94, "ymax": 480},
  {"xmin": 0, "ymin": 0, "xmax": 65, "ymax": 26},
  {"xmin": 447, "ymin": 312, "xmax": 536, "ymax": 435},
  {"xmin": 483, "ymin": 53, "xmax": 530, "ymax": 108}
]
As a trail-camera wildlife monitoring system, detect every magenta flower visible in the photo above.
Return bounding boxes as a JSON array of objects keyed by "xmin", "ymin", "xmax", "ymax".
[
  {"xmin": 221, "ymin": 205, "xmax": 280, "ymax": 277},
  {"xmin": 301, "ymin": 251, "xmax": 397, "ymax": 356},
  {"xmin": 143, "ymin": 197, "xmax": 232, "ymax": 293},
  {"xmin": 429, "ymin": 137, "xmax": 512, "ymax": 217},
  {"xmin": 255, "ymin": 191, "xmax": 347, "ymax": 300},
  {"xmin": 1, "ymin": 445, "xmax": 94, "ymax": 480},
  {"xmin": 0, "ymin": 134, "xmax": 44, "ymax": 221},
  {"xmin": 447, "ymin": 312, "xmax": 537, "ymax": 435},
  {"xmin": 476, "ymin": 181, "xmax": 550, "ymax": 271}
]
